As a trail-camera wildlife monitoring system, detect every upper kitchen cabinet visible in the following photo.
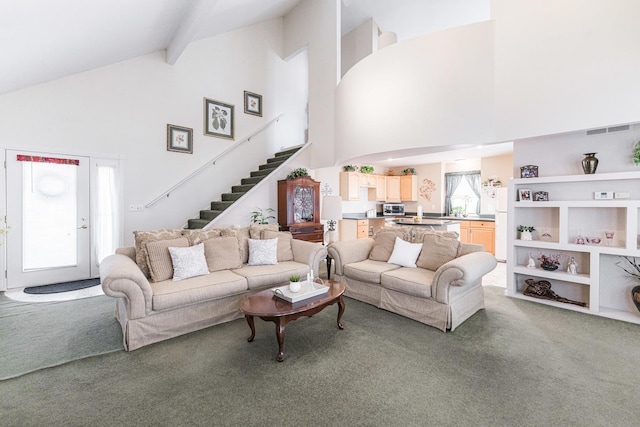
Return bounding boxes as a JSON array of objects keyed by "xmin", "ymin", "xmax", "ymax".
[
  {"xmin": 386, "ymin": 176, "xmax": 401, "ymax": 202},
  {"xmin": 400, "ymin": 175, "xmax": 418, "ymax": 202},
  {"xmin": 340, "ymin": 172, "xmax": 360, "ymax": 201},
  {"xmin": 375, "ymin": 175, "xmax": 386, "ymax": 201},
  {"xmin": 359, "ymin": 173, "xmax": 376, "ymax": 188}
]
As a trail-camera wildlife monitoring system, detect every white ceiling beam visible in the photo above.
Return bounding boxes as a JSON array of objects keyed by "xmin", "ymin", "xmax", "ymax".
[{"xmin": 166, "ymin": 0, "xmax": 219, "ymax": 65}]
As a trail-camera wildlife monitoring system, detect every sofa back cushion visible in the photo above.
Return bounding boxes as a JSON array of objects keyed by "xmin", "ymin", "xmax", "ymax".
[
  {"xmin": 182, "ymin": 228, "xmax": 224, "ymax": 245},
  {"xmin": 221, "ymin": 227, "xmax": 251, "ymax": 264},
  {"xmin": 203, "ymin": 236, "xmax": 242, "ymax": 271},
  {"xmin": 369, "ymin": 229, "xmax": 411, "ymax": 262},
  {"xmin": 145, "ymin": 237, "xmax": 190, "ymax": 282},
  {"xmin": 413, "ymin": 227, "xmax": 459, "ymax": 242},
  {"xmin": 262, "ymin": 230, "xmax": 294, "ymax": 261},
  {"xmin": 416, "ymin": 233, "xmax": 461, "ymax": 271},
  {"xmin": 249, "ymin": 223, "xmax": 279, "ymax": 239},
  {"xmin": 134, "ymin": 229, "xmax": 185, "ymax": 279}
]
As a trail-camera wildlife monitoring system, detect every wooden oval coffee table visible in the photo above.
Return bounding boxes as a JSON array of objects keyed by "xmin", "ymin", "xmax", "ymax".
[{"xmin": 240, "ymin": 279, "xmax": 345, "ymax": 362}]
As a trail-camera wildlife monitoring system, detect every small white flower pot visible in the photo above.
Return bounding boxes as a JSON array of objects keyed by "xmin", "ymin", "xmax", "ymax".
[
  {"xmin": 520, "ymin": 231, "xmax": 533, "ymax": 241},
  {"xmin": 289, "ymin": 281, "xmax": 301, "ymax": 293}
]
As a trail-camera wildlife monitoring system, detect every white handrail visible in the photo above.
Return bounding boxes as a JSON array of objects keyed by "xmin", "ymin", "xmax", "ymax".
[{"xmin": 145, "ymin": 114, "xmax": 283, "ymax": 208}]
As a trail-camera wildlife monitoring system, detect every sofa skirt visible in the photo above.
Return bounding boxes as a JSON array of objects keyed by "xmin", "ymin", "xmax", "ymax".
[{"xmin": 115, "ymin": 294, "xmax": 246, "ymax": 351}]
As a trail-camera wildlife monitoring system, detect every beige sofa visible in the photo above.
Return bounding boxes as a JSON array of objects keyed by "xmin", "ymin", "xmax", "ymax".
[
  {"xmin": 100, "ymin": 225, "xmax": 327, "ymax": 351},
  {"xmin": 327, "ymin": 227, "xmax": 496, "ymax": 331}
]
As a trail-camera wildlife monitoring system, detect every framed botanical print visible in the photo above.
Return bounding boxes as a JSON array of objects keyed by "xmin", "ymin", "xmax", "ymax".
[
  {"xmin": 204, "ymin": 98, "xmax": 234, "ymax": 140},
  {"xmin": 167, "ymin": 124, "xmax": 193, "ymax": 154},
  {"xmin": 244, "ymin": 91, "xmax": 262, "ymax": 117}
]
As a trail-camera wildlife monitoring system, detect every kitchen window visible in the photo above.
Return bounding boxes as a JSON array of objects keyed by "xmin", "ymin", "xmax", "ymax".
[{"xmin": 445, "ymin": 171, "xmax": 481, "ymax": 216}]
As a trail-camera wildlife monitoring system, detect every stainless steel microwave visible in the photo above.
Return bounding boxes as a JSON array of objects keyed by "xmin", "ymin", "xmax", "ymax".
[{"xmin": 383, "ymin": 203, "xmax": 405, "ymax": 216}]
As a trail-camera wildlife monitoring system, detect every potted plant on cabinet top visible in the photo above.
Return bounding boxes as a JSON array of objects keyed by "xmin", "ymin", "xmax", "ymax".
[
  {"xmin": 518, "ymin": 225, "xmax": 535, "ymax": 241},
  {"xmin": 401, "ymin": 168, "xmax": 417, "ymax": 175},
  {"xmin": 286, "ymin": 168, "xmax": 309, "ymax": 180},
  {"xmin": 359, "ymin": 165, "xmax": 374, "ymax": 174},
  {"xmin": 343, "ymin": 165, "xmax": 357, "ymax": 172}
]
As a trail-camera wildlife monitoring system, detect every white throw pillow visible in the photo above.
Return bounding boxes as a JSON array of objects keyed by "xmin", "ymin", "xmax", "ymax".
[
  {"xmin": 168, "ymin": 243, "xmax": 209, "ymax": 281},
  {"xmin": 248, "ymin": 238, "xmax": 278, "ymax": 266},
  {"xmin": 387, "ymin": 236, "xmax": 423, "ymax": 268}
]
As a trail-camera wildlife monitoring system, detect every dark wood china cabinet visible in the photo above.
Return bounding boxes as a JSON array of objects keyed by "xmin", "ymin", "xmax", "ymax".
[{"xmin": 277, "ymin": 177, "xmax": 324, "ymax": 243}]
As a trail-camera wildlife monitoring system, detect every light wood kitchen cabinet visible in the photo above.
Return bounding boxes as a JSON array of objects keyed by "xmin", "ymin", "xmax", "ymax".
[
  {"xmin": 386, "ymin": 176, "xmax": 401, "ymax": 202},
  {"xmin": 400, "ymin": 175, "xmax": 418, "ymax": 201},
  {"xmin": 459, "ymin": 220, "xmax": 495, "ymax": 255},
  {"xmin": 375, "ymin": 175, "xmax": 386, "ymax": 201},
  {"xmin": 359, "ymin": 173, "xmax": 376, "ymax": 188},
  {"xmin": 339, "ymin": 218, "xmax": 385, "ymax": 241},
  {"xmin": 340, "ymin": 172, "xmax": 360, "ymax": 201}
]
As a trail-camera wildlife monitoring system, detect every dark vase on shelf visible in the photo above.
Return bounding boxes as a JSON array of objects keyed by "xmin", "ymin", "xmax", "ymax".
[
  {"xmin": 582, "ymin": 152, "xmax": 599, "ymax": 174},
  {"xmin": 632, "ymin": 285, "xmax": 640, "ymax": 313},
  {"xmin": 541, "ymin": 263, "xmax": 558, "ymax": 271}
]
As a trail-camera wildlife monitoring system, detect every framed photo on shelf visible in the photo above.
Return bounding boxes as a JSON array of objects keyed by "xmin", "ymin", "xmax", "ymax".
[
  {"xmin": 520, "ymin": 165, "xmax": 539, "ymax": 178},
  {"xmin": 518, "ymin": 188, "xmax": 532, "ymax": 201},
  {"xmin": 166, "ymin": 124, "xmax": 193, "ymax": 154},
  {"xmin": 244, "ymin": 91, "xmax": 262, "ymax": 117},
  {"xmin": 204, "ymin": 98, "xmax": 234, "ymax": 140},
  {"xmin": 534, "ymin": 191, "xmax": 549, "ymax": 201}
]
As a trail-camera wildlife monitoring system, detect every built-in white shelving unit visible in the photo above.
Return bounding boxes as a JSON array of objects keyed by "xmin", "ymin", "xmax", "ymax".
[{"xmin": 507, "ymin": 171, "xmax": 640, "ymax": 324}]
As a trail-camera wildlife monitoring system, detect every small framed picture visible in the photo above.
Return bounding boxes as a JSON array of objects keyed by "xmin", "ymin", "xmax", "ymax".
[
  {"xmin": 518, "ymin": 188, "xmax": 532, "ymax": 201},
  {"xmin": 167, "ymin": 124, "xmax": 193, "ymax": 154},
  {"xmin": 520, "ymin": 165, "xmax": 539, "ymax": 178},
  {"xmin": 534, "ymin": 191, "xmax": 549, "ymax": 201},
  {"xmin": 204, "ymin": 98, "xmax": 234, "ymax": 140},
  {"xmin": 244, "ymin": 91, "xmax": 262, "ymax": 117}
]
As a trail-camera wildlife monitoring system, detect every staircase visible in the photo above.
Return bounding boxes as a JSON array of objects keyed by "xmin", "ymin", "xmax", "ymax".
[{"xmin": 186, "ymin": 147, "xmax": 301, "ymax": 229}]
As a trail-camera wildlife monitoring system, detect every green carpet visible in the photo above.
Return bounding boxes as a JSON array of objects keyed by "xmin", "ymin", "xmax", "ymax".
[
  {"xmin": 0, "ymin": 293, "xmax": 123, "ymax": 380},
  {"xmin": 0, "ymin": 285, "xmax": 639, "ymax": 426}
]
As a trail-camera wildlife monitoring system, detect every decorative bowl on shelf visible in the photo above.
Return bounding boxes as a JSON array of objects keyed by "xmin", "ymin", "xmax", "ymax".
[
  {"xmin": 587, "ymin": 237, "xmax": 601, "ymax": 245},
  {"xmin": 540, "ymin": 263, "xmax": 559, "ymax": 271}
]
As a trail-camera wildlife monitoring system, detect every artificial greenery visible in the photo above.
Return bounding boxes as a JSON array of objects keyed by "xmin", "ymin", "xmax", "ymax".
[
  {"xmin": 343, "ymin": 165, "xmax": 357, "ymax": 172},
  {"xmin": 359, "ymin": 165, "xmax": 374, "ymax": 174},
  {"xmin": 517, "ymin": 225, "xmax": 535, "ymax": 232},
  {"xmin": 250, "ymin": 207, "xmax": 275, "ymax": 224},
  {"xmin": 634, "ymin": 141, "xmax": 640, "ymax": 166},
  {"xmin": 538, "ymin": 253, "xmax": 561, "ymax": 266},
  {"xmin": 289, "ymin": 274, "xmax": 301, "ymax": 282},
  {"xmin": 286, "ymin": 168, "xmax": 309, "ymax": 179},
  {"xmin": 401, "ymin": 168, "xmax": 416, "ymax": 175}
]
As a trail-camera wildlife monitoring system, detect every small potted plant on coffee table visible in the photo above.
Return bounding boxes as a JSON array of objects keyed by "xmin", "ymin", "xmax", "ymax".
[{"xmin": 289, "ymin": 274, "xmax": 301, "ymax": 292}]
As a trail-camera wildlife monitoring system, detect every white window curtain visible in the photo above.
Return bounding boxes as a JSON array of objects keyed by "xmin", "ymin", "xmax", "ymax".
[{"xmin": 95, "ymin": 162, "xmax": 120, "ymax": 264}]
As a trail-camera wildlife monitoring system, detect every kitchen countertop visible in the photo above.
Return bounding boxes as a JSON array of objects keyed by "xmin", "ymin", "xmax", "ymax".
[{"xmin": 341, "ymin": 214, "xmax": 495, "ymax": 222}]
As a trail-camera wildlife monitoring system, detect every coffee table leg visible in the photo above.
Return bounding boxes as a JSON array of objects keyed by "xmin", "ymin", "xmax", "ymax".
[
  {"xmin": 276, "ymin": 318, "xmax": 286, "ymax": 362},
  {"xmin": 337, "ymin": 295, "xmax": 345, "ymax": 330},
  {"xmin": 245, "ymin": 315, "xmax": 255, "ymax": 342}
]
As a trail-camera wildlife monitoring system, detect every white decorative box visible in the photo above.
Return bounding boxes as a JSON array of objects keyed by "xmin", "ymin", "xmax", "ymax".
[{"xmin": 273, "ymin": 281, "xmax": 329, "ymax": 303}]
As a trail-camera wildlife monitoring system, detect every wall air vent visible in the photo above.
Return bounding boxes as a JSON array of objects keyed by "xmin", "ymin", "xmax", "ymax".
[
  {"xmin": 586, "ymin": 128, "xmax": 607, "ymax": 135},
  {"xmin": 607, "ymin": 124, "xmax": 630, "ymax": 133},
  {"xmin": 586, "ymin": 124, "xmax": 630, "ymax": 136}
]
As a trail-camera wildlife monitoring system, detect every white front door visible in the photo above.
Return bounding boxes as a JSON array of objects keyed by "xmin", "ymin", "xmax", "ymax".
[{"xmin": 5, "ymin": 150, "xmax": 91, "ymax": 288}]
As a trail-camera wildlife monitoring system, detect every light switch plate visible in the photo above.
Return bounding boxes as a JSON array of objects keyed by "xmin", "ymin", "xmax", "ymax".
[
  {"xmin": 594, "ymin": 191, "xmax": 613, "ymax": 200},
  {"xmin": 614, "ymin": 192, "xmax": 630, "ymax": 199}
]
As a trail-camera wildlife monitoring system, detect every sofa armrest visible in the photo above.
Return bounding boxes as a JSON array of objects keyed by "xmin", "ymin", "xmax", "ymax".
[
  {"xmin": 432, "ymin": 251, "xmax": 497, "ymax": 304},
  {"xmin": 327, "ymin": 238, "xmax": 375, "ymax": 276},
  {"xmin": 100, "ymin": 254, "xmax": 153, "ymax": 319},
  {"xmin": 291, "ymin": 239, "xmax": 328, "ymax": 276}
]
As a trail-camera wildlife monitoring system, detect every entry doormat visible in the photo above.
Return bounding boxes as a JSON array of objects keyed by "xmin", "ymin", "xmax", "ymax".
[{"xmin": 24, "ymin": 278, "xmax": 101, "ymax": 294}]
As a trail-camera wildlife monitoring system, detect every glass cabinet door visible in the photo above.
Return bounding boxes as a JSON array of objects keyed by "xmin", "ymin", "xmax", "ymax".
[{"xmin": 293, "ymin": 185, "xmax": 315, "ymax": 223}]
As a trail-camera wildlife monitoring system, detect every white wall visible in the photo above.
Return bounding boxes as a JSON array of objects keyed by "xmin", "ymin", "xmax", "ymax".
[
  {"xmin": 335, "ymin": 20, "xmax": 494, "ymax": 164},
  {"xmin": 493, "ymin": 0, "xmax": 640, "ymax": 141},
  {"xmin": 284, "ymin": 0, "xmax": 340, "ymax": 168},
  {"xmin": 0, "ymin": 18, "xmax": 309, "ymax": 246},
  {"xmin": 513, "ymin": 125, "xmax": 640, "ymax": 178},
  {"xmin": 341, "ymin": 19, "xmax": 379, "ymax": 77}
]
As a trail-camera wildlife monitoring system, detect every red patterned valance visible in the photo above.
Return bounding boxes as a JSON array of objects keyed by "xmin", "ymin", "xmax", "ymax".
[{"xmin": 17, "ymin": 155, "xmax": 79, "ymax": 166}]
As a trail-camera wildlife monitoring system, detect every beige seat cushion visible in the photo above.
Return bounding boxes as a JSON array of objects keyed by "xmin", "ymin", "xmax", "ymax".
[
  {"xmin": 145, "ymin": 237, "xmax": 190, "ymax": 282},
  {"xmin": 381, "ymin": 267, "xmax": 434, "ymax": 298},
  {"xmin": 232, "ymin": 261, "xmax": 308, "ymax": 290},
  {"xmin": 369, "ymin": 229, "xmax": 411, "ymax": 262},
  {"xmin": 344, "ymin": 259, "xmax": 401, "ymax": 284},
  {"xmin": 416, "ymin": 233, "xmax": 461, "ymax": 271},
  {"xmin": 203, "ymin": 236, "xmax": 242, "ymax": 272},
  {"xmin": 151, "ymin": 270, "xmax": 248, "ymax": 311},
  {"xmin": 134, "ymin": 229, "xmax": 184, "ymax": 278},
  {"xmin": 262, "ymin": 230, "xmax": 294, "ymax": 261}
]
